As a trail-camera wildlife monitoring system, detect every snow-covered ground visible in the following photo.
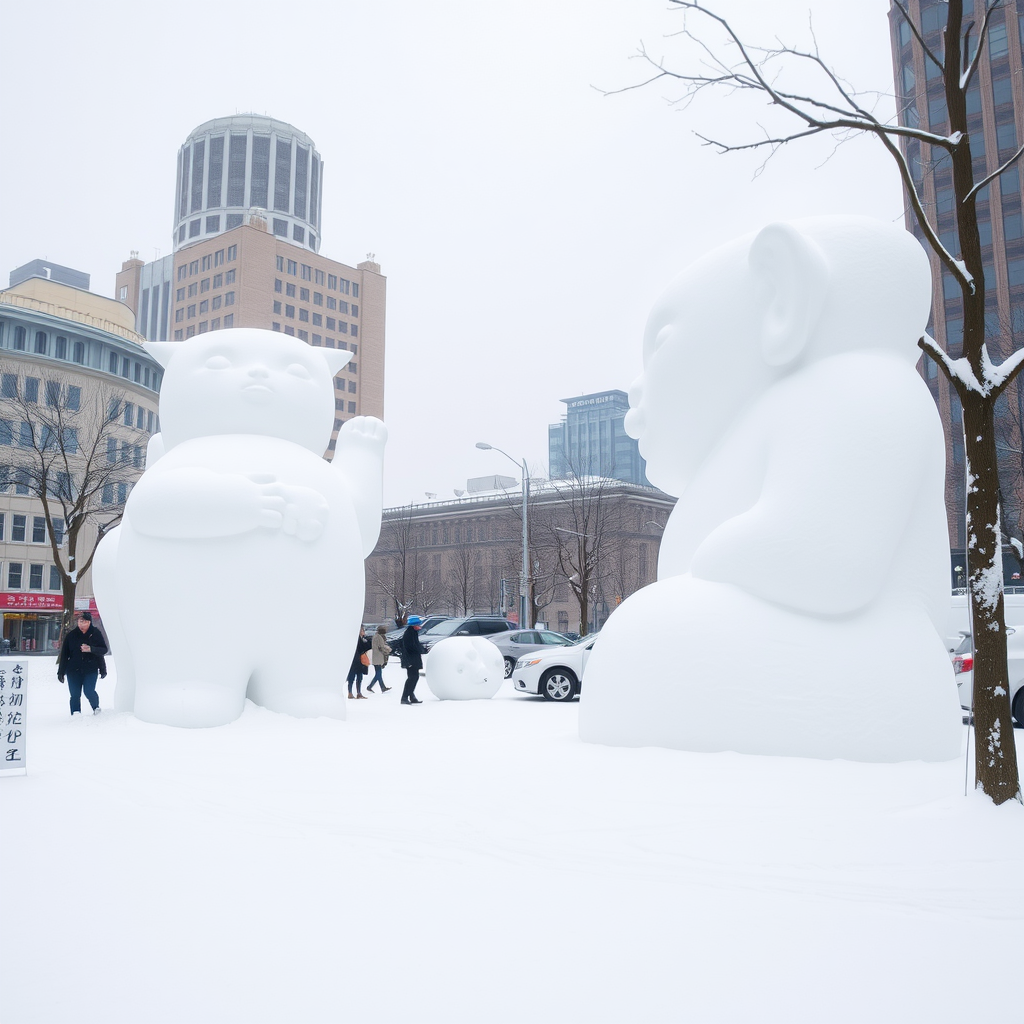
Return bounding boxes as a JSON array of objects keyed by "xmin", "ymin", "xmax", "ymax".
[{"xmin": 7, "ymin": 657, "xmax": 1024, "ymax": 1024}]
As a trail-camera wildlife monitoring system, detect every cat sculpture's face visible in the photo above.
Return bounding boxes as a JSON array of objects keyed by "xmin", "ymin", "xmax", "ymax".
[{"xmin": 148, "ymin": 330, "xmax": 352, "ymax": 453}]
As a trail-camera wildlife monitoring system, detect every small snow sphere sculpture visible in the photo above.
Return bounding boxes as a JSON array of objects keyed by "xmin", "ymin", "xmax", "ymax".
[
  {"xmin": 92, "ymin": 329, "xmax": 387, "ymax": 728},
  {"xmin": 579, "ymin": 216, "xmax": 962, "ymax": 762},
  {"xmin": 425, "ymin": 637, "xmax": 504, "ymax": 700}
]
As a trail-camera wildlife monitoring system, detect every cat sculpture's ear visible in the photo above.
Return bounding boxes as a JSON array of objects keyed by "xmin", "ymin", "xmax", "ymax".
[
  {"xmin": 320, "ymin": 348, "xmax": 355, "ymax": 377},
  {"xmin": 145, "ymin": 341, "xmax": 179, "ymax": 369}
]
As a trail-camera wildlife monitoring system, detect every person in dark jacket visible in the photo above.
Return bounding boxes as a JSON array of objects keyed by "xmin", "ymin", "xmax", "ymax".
[
  {"xmin": 347, "ymin": 627, "xmax": 372, "ymax": 699},
  {"xmin": 399, "ymin": 615, "xmax": 426, "ymax": 705},
  {"xmin": 57, "ymin": 611, "xmax": 109, "ymax": 716}
]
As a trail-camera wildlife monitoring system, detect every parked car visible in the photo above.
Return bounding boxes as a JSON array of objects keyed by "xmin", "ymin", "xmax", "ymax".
[
  {"xmin": 512, "ymin": 634, "xmax": 599, "ymax": 702},
  {"xmin": 385, "ymin": 616, "xmax": 451, "ymax": 649},
  {"xmin": 486, "ymin": 629, "xmax": 575, "ymax": 678},
  {"xmin": 418, "ymin": 615, "xmax": 517, "ymax": 653},
  {"xmin": 952, "ymin": 629, "xmax": 1024, "ymax": 725}
]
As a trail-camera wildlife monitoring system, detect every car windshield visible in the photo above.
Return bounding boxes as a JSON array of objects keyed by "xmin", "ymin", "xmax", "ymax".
[
  {"xmin": 423, "ymin": 618, "xmax": 465, "ymax": 637},
  {"xmin": 954, "ymin": 633, "xmax": 972, "ymax": 655}
]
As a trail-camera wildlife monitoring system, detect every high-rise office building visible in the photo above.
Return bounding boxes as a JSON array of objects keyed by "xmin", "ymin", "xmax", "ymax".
[
  {"xmin": 890, "ymin": 1, "xmax": 1024, "ymax": 574},
  {"xmin": 548, "ymin": 390, "xmax": 650, "ymax": 486},
  {"xmin": 115, "ymin": 115, "xmax": 385, "ymax": 444}
]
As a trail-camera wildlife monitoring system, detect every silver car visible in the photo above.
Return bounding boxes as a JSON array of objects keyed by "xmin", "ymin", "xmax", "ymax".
[
  {"xmin": 487, "ymin": 629, "xmax": 575, "ymax": 678},
  {"xmin": 952, "ymin": 628, "xmax": 1024, "ymax": 725}
]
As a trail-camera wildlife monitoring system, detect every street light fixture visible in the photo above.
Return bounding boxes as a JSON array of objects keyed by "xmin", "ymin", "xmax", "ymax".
[{"xmin": 476, "ymin": 441, "xmax": 530, "ymax": 628}]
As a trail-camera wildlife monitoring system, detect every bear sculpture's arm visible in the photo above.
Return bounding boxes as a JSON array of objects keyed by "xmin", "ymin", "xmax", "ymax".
[
  {"xmin": 332, "ymin": 416, "xmax": 388, "ymax": 558},
  {"xmin": 689, "ymin": 354, "xmax": 938, "ymax": 616},
  {"xmin": 125, "ymin": 467, "xmax": 328, "ymax": 541}
]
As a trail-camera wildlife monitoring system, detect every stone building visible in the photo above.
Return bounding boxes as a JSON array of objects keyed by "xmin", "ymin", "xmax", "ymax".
[
  {"xmin": 364, "ymin": 478, "xmax": 675, "ymax": 634},
  {"xmin": 0, "ymin": 269, "xmax": 162, "ymax": 651}
]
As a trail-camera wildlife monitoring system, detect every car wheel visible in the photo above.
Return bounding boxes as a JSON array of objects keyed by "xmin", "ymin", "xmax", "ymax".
[
  {"xmin": 540, "ymin": 668, "xmax": 577, "ymax": 702},
  {"xmin": 503, "ymin": 657, "xmax": 515, "ymax": 679},
  {"xmin": 1013, "ymin": 688, "xmax": 1024, "ymax": 727}
]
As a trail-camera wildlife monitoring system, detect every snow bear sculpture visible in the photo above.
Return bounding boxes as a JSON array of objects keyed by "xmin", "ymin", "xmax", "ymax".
[
  {"xmin": 425, "ymin": 637, "xmax": 504, "ymax": 700},
  {"xmin": 92, "ymin": 329, "xmax": 387, "ymax": 728},
  {"xmin": 578, "ymin": 216, "xmax": 962, "ymax": 762}
]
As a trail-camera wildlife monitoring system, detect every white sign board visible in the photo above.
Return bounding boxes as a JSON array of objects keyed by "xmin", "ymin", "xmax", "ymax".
[{"xmin": 0, "ymin": 659, "xmax": 27, "ymax": 776}]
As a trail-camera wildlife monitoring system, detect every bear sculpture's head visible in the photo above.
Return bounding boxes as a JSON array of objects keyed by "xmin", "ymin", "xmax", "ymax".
[
  {"xmin": 624, "ymin": 216, "xmax": 933, "ymax": 497},
  {"xmin": 146, "ymin": 329, "xmax": 354, "ymax": 454}
]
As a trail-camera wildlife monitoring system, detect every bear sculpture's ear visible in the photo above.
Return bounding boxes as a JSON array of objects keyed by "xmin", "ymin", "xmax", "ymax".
[
  {"xmin": 145, "ymin": 341, "xmax": 179, "ymax": 369},
  {"xmin": 320, "ymin": 348, "xmax": 354, "ymax": 378},
  {"xmin": 749, "ymin": 223, "xmax": 829, "ymax": 367}
]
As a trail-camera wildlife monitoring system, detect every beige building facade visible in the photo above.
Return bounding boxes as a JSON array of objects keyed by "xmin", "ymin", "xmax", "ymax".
[
  {"xmin": 0, "ymin": 275, "xmax": 162, "ymax": 651},
  {"xmin": 116, "ymin": 219, "xmax": 385, "ymax": 451}
]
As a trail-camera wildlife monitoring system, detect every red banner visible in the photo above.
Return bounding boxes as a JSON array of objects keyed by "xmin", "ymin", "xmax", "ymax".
[{"xmin": 0, "ymin": 593, "xmax": 64, "ymax": 611}]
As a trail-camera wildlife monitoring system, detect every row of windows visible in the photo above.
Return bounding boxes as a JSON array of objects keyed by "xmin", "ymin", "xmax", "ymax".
[
  {"xmin": 0, "ymin": 421, "xmax": 78, "ymax": 454},
  {"xmin": 174, "ymin": 314, "xmax": 234, "ymax": 340},
  {"xmin": 177, "ymin": 246, "xmax": 237, "ymax": 281},
  {"xmin": 0, "ymin": 374, "xmax": 81, "ymax": 410},
  {"xmin": 6, "ymin": 328, "xmax": 86, "ymax": 364},
  {"xmin": 269, "ymin": 302, "xmax": 359, "ymax": 335},
  {"xmin": 106, "ymin": 437, "xmax": 147, "ymax": 469},
  {"xmin": 176, "ymin": 292, "xmax": 235, "ymax": 322},
  {"xmin": 0, "ymin": 513, "xmax": 65, "ymax": 546},
  {"xmin": 3, "ymin": 562, "xmax": 64, "ymax": 592},
  {"xmin": 178, "ymin": 268, "xmax": 236, "ymax": 301},
  {"xmin": 273, "ymin": 257, "xmax": 359, "ymax": 296},
  {"xmin": 0, "ymin": 465, "xmax": 72, "ymax": 499},
  {"xmin": 272, "ymin": 280, "xmax": 359, "ymax": 315}
]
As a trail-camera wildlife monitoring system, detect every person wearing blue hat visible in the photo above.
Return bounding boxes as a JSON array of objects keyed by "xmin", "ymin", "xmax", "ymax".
[{"xmin": 399, "ymin": 616, "xmax": 426, "ymax": 704}]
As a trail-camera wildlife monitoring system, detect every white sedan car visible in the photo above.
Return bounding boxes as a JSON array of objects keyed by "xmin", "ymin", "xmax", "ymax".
[
  {"xmin": 952, "ymin": 628, "xmax": 1024, "ymax": 725},
  {"xmin": 512, "ymin": 634, "xmax": 598, "ymax": 702}
]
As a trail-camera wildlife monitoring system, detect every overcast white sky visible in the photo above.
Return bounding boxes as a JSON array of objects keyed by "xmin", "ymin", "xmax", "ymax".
[{"xmin": 1, "ymin": 0, "xmax": 904, "ymax": 507}]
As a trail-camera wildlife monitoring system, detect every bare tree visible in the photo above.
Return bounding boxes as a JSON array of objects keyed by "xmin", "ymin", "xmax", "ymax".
[
  {"xmin": 444, "ymin": 525, "xmax": 476, "ymax": 615},
  {"xmin": 0, "ymin": 366, "xmax": 138, "ymax": 635},
  {"xmin": 612, "ymin": 0, "xmax": 1021, "ymax": 803},
  {"xmin": 368, "ymin": 504, "xmax": 431, "ymax": 624}
]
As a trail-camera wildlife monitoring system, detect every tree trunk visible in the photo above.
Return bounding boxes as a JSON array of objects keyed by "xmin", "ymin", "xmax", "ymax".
[
  {"xmin": 963, "ymin": 393, "xmax": 1021, "ymax": 803},
  {"xmin": 60, "ymin": 575, "xmax": 77, "ymax": 639}
]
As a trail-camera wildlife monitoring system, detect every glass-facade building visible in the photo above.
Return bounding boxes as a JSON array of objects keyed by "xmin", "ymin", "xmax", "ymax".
[
  {"xmin": 548, "ymin": 390, "xmax": 650, "ymax": 486},
  {"xmin": 890, "ymin": 0, "xmax": 1024, "ymax": 578},
  {"xmin": 173, "ymin": 115, "xmax": 323, "ymax": 254}
]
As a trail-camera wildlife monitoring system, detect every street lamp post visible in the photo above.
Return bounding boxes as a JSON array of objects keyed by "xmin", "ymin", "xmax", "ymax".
[{"xmin": 476, "ymin": 441, "xmax": 530, "ymax": 628}]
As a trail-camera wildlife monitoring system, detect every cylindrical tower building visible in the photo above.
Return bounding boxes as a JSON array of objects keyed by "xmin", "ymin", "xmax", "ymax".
[{"xmin": 173, "ymin": 114, "xmax": 324, "ymax": 254}]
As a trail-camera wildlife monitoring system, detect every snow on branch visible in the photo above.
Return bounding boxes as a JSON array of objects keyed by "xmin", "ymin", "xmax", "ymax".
[
  {"xmin": 920, "ymin": 333, "xmax": 1024, "ymax": 397},
  {"xmin": 961, "ymin": 1, "xmax": 1003, "ymax": 89}
]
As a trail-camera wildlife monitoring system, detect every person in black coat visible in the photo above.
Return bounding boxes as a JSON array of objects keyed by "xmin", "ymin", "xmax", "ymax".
[
  {"xmin": 347, "ymin": 627, "xmax": 372, "ymax": 699},
  {"xmin": 56, "ymin": 611, "xmax": 109, "ymax": 716},
  {"xmin": 399, "ymin": 615, "xmax": 426, "ymax": 705}
]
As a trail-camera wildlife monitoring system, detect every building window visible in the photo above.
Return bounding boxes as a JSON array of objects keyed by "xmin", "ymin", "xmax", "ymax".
[
  {"xmin": 299, "ymin": 308, "xmax": 309, "ymax": 322},
  {"xmin": 286, "ymin": 283, "xmax": 296, "ymax": 298},
  {"xmin": 198, "ymin": 321, "xmax": 208, "ymax": 334},
  {"xmin": 287, "ymin": 260, "xmax": 297, "ymax": 276},
  {"xmin": 328, "ymin": 274, "xmax": 337, "ymax": 290},
  {"xmin": 12, "ymin": 515, "xmax": 26, "ymax": 542},
  {"xmin": 312, "ymin": 313, "xmax": 322, "ymax": 327},
  {"xmin": 137, "ymin": 406, "xmax": 145, "ymax": 429},
  {"xmin": 199, "ymin": 300, "xmax": 209, "ymax": 314},
  {"xmin": 214, "ymin": 249, "xmax": 225, "ymax": 267},
  {"xmin": 325, "ymin": 337, "xmax": 335, "ymax": 348},
  {"xmin": 214, "ymin": 273, "xmax": 223, "ymax": 288},
  {"xmin": 224, "ymin": 292, "xmax": 234, "ymax": 306},
  {"xmin": 300, "ymin": 287, "xmax": 309, "ymax": 302},
  {"xmin": 284, "ymin": 325, "xmax": 294, "ymax": 336},
  {"xmin": 124, "ymin": 402, "xmax": 134, "ymax": 427},
  {"xmin": 73, "ymin": 341, "xmax": 84, "ymax": 363},
  {"xmin": 107, "ymin": 437, "xmax": 116, "ymax": 463},
  {"xmin": 338, "ymin": 301, "xmax": 348, "ymax": 315},
  {"xmin": 187, "ymin": 283, "xmax": 197, "ymax": 298},
  {"xmin": 351, "ymin": 304, "xmax": 359, "ymax": 318},
  {"xmin": 227, "ymin": 245, "xmax": 237, "ymax": 261},
  {"xmin": 274, "ymin": 278, "xmax": 282, "ymax": 293},
  {"xmin": 1, "ymin": 375, "xmax": 17, "ymax": 399},
  {"xmin": 312, "ymin": 334, "xmax": 322, "ymax": 346},
  {"xmin": 147, "ymin": 411, "xmax": 154, "ymax": 432},
  {"xmin": 274, "ymin": 139, "xmax": 291, "ymax": 212},
  {"xmin": 66, "ymin": 385, "xmax": 80, "ymax": 411},
  {"xmin": 340, "ymin": 278, "xmax": 350, "ymax": 294},
  {"xmin": 293, "ymin": 225, "xmax": 305, "ymax": 243},
  {"xmin": 272, "ymin": 322, "xmax": 281, "ymax": 332},
  {"xmin": 352, "ymin": 283, "xmax": 359, "ymax": 298},
  {"xmin": 326, "ymin": 317, "xmax": 336, "ymax": 331},
  {"xmin": 174, "ymin": 329, "xmax": 183, "ymax": 340},
  {"xmin": 178, "ymin": 265, "xmax": 187, "ymax": 282},
  {"xmin": 12, "ymin": 326, "xmax": 25, "ymax": 350},
  {"xmin": 273, "ymin": 218, "xmax": 288, "ymax": 237},
  {"xmin": 315, "ymin": 269, "xmax": 325, "ymax": 286},
  {"xmin": 285, "ymin": 305, "xmax": 295, "ymax": 319},
  {"xmin": 8, "ymin": 563, "xmax": 22, "ymax": 589},
  {"xmin": 49, "ymin": 565, "xmax": 61, "ymax": 590},
  {"xmin": 189, "ymin": 260, "xmax": 199, "ymax": 276},
  {"xmin": 225, "ymin": 269, "xmax": 235, "ymax": 284},
  {"xmin": 327, "ymin": 297, "xmax": 336, "ymax": 311},
  {"xmin": 176, "ymin": 287, "xmax": 185, "ymax": 301},
  {"xmin": 189, "ymin": 219, "xmax": 201, "ymax": 237},
  {"xmin": 34, "ymin": 331, "xmax": 47, "ymax": 354},
  {"xmin": 339, "ymin": 322, "xmax": 349, "ymax": 335},
  {"xmin": 348, "ymin": 361, "xmax": 357, "ymax": 372},
  {"xmin": 276, "ymin": 256, "xmax": 284, "ymax": 272},
  {"xmin": 348, "ymin": 380, "xmax": 357, "ymax": 393},
  {"xmin": 213, "ymin": 295, "xmax": 222, "ymax": 310},
  {"xmin": 998, "ymin": 121, "xmax": 1018, "ymax": 153},
  {"xmin": 351, "ymin": 325, "xmax": 358, "ymax": 338},
  {"xmin": 205, "ymin": 215, "xmax": 221, "ymax": 232},
  {"xmin": 273, "ymin": 300, "xmax": 282, "ymax": 314},
  {"xmin": 200, "ymin": 278, "xmax": 210, "ymax": 293},
  {"xmin": 223, "ymin": 314, "xmax": 233, "ymax": 328},
  {"xmin": 313, "ymin": 292, "xmax": 323, "ymax": 306},
  {"xmin": 186, "ymin": 326, "xmax": 196, "ymax": 338},
  {"xmin": 201, "ymin": 255, "xmax": 212, "ymax": 272},
  {"xmin": 24, "ymin": 378, "xmax": 39, "ymax": 403},
  {"xmin": 297, "ymin": 330, "xmax": 308, "ymax": 341},
  {"xmin": 54, "ymin": 336, "xmax": 67, "ymax": 359},
  {"xmin": 226, "ymin": 214, "xmax": 243, "ymax": 229},
  {"xmin": 348, "ymin": 401, "xmax": 356, "ymax": 413},
  {"xmin": 32, "ymin": 516, "xmax": 45, "ymax": 543},
  {"xmin": 102, "ymin": 483, "xmax": 114, "ymax": 505},
  {"xmin": 211, "ymin": 317, "xmax": 221, "ymax": 330},
  {"xmin": 108, "ymin": 398, "xmax": 120, "ymax": 421},
  {"xmin": 27, "ymin": 563, "xmax": 43, "ymax": 589},
  {"xmin": 187, "ymin": 305, "xmax": 196, "ymax": 319},
  {"xmin": 301, "ymin": 264, "xmax": 312, "ymax": 281},
  {"xmin": 175, "ymin": 309, "xmax": 184, "ymax": 323}
]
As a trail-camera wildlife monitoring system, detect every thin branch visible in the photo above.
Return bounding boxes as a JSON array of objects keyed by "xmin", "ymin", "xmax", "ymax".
[{"xmin": 891, "ymin": 0, "xmax": 945, "ymax": 72}]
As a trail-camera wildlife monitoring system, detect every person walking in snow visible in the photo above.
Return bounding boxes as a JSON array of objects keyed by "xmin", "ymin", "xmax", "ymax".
[
  {"xmin": 57, "ymin": 611, "xmax": 109, "ymax": 716},
  {"xmin": 347, "ymin": 626, "xmax": 372, "ymax": 699},
  {"xmin": 399, "ymin": 615, "xmax": 426, "ymax": 705},
  {"xmin": 366, "ymin": 625, "xmax": 392, "ymax": 693}
]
